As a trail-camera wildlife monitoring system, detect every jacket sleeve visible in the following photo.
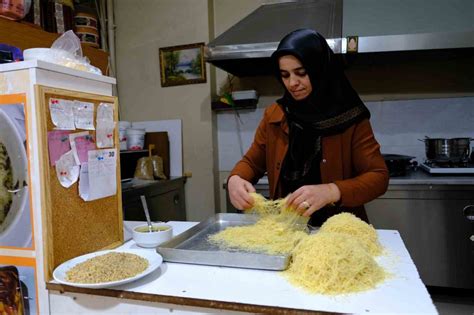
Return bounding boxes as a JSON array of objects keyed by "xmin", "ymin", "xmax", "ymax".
[
  {"xmin": 228, "ymin": 108, "xmax": 269, "ymax": 184},
  {"xmin": 334, "ymin": 119, "xmax": 389, "ymax": 207}
]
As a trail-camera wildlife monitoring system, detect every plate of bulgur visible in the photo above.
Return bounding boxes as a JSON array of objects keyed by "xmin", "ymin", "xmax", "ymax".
[{"xmin": 53, "ymin": 249, "xmax": 162, "ymax": 288}]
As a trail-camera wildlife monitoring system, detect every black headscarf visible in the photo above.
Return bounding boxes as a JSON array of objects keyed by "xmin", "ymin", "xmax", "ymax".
[{"xmin": 271, "ymin": 29, "xmax": 370, "ymax": 193}]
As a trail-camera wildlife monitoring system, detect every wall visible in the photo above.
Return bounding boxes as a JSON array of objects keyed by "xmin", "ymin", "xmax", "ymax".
[
  {"xmin": 217, "ymin": 97, "xmax": 474, "ymax": 173},
  {"xmin": 212, "ymin": 0, "xmax": 290, "ymax": 211},
  {"xmin": 114, "ymin": 0, "xmax": 214, "ymax": 221},
  {"xmin": 369, "ymin": 97, "xmax": 474, "ymax": 162}
]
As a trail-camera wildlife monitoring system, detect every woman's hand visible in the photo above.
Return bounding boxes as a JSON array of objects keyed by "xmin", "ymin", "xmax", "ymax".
[
  {"xmin": 227, "ymin": 175, "xmax": 256, "ymax": 210},
  {"xmin": 285, "ymin": 183, "xmax": 341, "ymax": 217}
]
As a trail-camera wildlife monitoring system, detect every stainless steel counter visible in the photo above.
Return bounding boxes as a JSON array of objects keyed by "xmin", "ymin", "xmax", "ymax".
[
  {"xmin": 254, "ymin": 171, "xmax": 474, "ymax": 187},
  {"xmin": 366, "ymin": 177, "xmax": 474, "ymax": 290},
  {"xmin": 388, "ymin": 170, "xmax": 474, "ymax": 185}
]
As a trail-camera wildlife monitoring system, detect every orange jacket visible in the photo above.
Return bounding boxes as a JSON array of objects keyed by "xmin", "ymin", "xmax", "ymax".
[{"xmin": 229, "ymin": 103, "xmax": 389, "ymax": 208}]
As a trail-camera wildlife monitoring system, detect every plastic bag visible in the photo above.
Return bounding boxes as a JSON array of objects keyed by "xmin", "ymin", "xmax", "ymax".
[
  {"xmin": 151, "ymin": 155, "xmax": 167, "ymax": 180},
  {"xmin": 134, "ymin": 157, "xmax": 154, "ymax": 180},
  {"xmin": 49, "ymin": 30, "xmax": 102, "ymax": 75}
]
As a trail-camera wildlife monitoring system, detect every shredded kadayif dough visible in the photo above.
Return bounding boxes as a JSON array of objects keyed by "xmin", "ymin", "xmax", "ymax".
[
  {"xmin": 210, "ymin": 193, "xmax": 388, "ymax": 295},
  {"xmin": 284, "ymin": 232, "xmax": 386, "ymax": 294},
  {"xmin": 249, "ymin": 192, "xmax": 287, "ymax": 215},
  {"xmin": 319, "ymin": 212, "xmax": 383, "ymax": 256},
  {"xmin": 66, "ymin": 252, "xmax": 149, "ymax": 283},
  {"xmin": 209, "ymin": 214, "xmax": 307, "ymax": 254},
  {"xmin": 209, "ymin": 193, "xmax": 308, "ymax": 254}
]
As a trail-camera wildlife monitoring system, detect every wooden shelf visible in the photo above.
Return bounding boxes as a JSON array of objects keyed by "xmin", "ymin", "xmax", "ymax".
[
  {"xmin": 0, "ymin": 18, "xmax": 109, "ymax": 74},
  {"xmin": 120, "ymin": 149, "xmax": 148, "ymax": 154},
  {"xmin": 211, "ymin": 99, "xmax": 257, "ymax": 111}
]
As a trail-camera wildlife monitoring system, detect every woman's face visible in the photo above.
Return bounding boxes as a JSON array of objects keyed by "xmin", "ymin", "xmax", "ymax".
[{"xmin": 278, "ymin": 55, "xmax": 313, "ymax": 101}]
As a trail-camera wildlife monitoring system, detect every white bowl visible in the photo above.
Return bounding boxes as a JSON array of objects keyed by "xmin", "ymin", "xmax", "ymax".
[
  {"xmin": 132, "ymin": 223, "xmax": 173, "ymax": 248},
  {"xmin": 0, "ymin": 108, "xmax": 29, "ymax": 240}
]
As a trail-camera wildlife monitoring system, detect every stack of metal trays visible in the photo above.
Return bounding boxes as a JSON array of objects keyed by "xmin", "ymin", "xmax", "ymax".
[{"xmin": 156, "ymin": 213, "xmax": 291, "ymax": 270}]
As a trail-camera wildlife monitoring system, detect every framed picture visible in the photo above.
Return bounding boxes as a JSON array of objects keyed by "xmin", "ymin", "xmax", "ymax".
[{"xmin": 159, "ymin": 42, "xmax": 207, "ymax": 87}]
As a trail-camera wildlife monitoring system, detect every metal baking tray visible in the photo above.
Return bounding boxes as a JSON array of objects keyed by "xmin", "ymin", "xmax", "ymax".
[{"xmin": 156, "ymin": 213, "xmax": 291, "ymax": 270}]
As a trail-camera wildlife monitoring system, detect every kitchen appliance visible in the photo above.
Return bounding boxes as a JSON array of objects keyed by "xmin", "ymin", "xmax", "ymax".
[
  {"xmin": 0, "ymin": 107, "xmax": 31, "ymax": 248},
  {"xmin": 205, "ymin": 0, "xmax": 474, "ymax": 76},
  {"xmin": 420, "ymin": 160, "xmax": 474, "ymax": 174},
  {"xmin": 420, "ymin": 137, "xmax": 472, "ymax": 163},
  {"xmin": 382, "ymin": 154, "xmax": 417, "ymax": 177},
  {"xmin": 419, "ymin": 137, "xmax": 474, "ymax": 174}
]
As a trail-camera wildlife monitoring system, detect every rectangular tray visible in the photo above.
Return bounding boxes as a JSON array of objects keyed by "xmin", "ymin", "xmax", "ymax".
[{"xmin": 156, "ymin": 213, "xmax": 290, "ymax": 270}]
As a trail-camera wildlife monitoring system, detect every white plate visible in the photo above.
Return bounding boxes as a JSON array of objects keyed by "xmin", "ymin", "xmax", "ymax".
[{"xmin": 53, "ymin": 249, "xmax": 162, "ymax": 289}]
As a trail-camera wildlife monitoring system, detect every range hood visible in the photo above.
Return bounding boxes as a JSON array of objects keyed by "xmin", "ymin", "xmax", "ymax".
[{"xmin": 206, "ymin": 0, "xmax": 474, "ymax": 77}]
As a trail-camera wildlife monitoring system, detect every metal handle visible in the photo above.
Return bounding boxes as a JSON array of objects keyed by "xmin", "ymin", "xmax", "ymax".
[
  {"xmin": 462, "ymin": 205, "xmax": 474, "ymax": 221},
  {"xmin": 140, "ymin": 195, "xmax": 153, "ymax": 231},
  {"xmin": 173, "ymin": 194, "xmax": 179, "ymax": 205}
]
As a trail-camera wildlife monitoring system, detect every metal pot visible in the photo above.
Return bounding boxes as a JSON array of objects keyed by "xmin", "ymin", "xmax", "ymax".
[
  {"xmin": 382, "ymin": 154, "xmax": 417, "ymax": 177},
  {"xmin": 420, "ymin": 137, "xmax": 472, "ymax": 162}
]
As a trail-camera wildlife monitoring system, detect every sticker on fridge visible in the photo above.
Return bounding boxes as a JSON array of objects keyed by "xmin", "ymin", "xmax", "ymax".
[
  {"xmin": 49, "ymin": 98, "xmax": 75, "ymax": 130},
  {"xmin": 79, "ymin": 149, "xmax": 117, "ymax": 201},
  {"xmin": 73, "ymin": 100, "xmax": 95, "ymax": 130},
  {"xmin": 55, "ymin": 150, "xmax": 80, "ymax": 188},
  {"xmin": 96, "ymin": 103, "xmax": 114, "ymax": 148}
]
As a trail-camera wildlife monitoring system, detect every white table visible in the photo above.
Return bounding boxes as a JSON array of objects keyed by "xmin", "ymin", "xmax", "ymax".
[{"xmin": 48, "ymin": 221, "xmax": 438, "ymax": 314}]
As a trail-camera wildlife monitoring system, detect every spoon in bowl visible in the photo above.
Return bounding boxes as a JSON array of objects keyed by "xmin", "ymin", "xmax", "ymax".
[{"xmin": 140, "ymin": 195, "xmax": 153, "ymax": 233}]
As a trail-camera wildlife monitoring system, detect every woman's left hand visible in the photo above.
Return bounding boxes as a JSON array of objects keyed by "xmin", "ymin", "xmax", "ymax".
[{"xmin": 285, "ymin": 183, "xmax": 341, "ymax": 217}]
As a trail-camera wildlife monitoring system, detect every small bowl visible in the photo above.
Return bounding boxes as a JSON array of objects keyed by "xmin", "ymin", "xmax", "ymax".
[{"xmin": 132, "ymin": 223, "xmax": 173, "ymax": 248}]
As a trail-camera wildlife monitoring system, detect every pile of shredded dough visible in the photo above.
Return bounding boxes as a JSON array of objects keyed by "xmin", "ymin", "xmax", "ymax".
[
  {"xmin": 210, "ymin": 193, "xmax": 387, "ymax": 294},
  {"xmin": 248, "ymin": 192, "xmax": 288, "ymax": 215},
  {"xmin": 284, "ymin": 232, "xmax": 386, "ymax": 294},
  {"xmin": 319, "ymin": 212, "xmax": 383, "ymax": 256}
]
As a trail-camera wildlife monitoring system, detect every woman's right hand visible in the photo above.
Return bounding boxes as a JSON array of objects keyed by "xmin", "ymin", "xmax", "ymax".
[{"xmin": 227, "ymin": 175, "xmax": 256, "ymax": 210}]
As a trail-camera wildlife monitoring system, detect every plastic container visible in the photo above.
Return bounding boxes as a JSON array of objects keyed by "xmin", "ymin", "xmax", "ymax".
[
  {"xmin": 118, "ymin": 121, "xmax": 131, "ymax": 151},
  {"xmin": 119, "ymin": 129, "xmax": 127, "ymax": 150},
  {"xmin": 126, "ymin": 128, "xmax": 146, "ymax": 151},
  {"xmin": 0, "ymin": 0, "xmax": 31, "ymax": 20},
  {"xmin": 23, "ymin": 48, "xmax": 52, "ymax": 61},
  {"xmin": 232, "ymin": 90, "xmax": 259, "ymax": 101},
  {"xmin": 74, "ymin": 11, "xmax": 98, "ymax": 28},
  {"xmin": 75, "ymin": 30, "xmax": 100, "ymax": 48},
  {"xmin": 43, "ymin": 0, "xmax": 74, "ymax": 34}
]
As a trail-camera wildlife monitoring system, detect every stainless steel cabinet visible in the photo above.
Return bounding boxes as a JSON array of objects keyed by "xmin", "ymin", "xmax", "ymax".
[
  {"xmin": 122, "ymin": 177, "xmax": 186, "ymax": 222},
  {"xmin": 366, "ymin": 185, "xmax": 474, "ymax": 289}
]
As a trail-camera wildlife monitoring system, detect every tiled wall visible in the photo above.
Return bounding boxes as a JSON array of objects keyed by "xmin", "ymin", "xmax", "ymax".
[
  {"xmin": 217, "ymin": 96, "xmax": 474, "ymax": 170},
  {"xmin": 369, "ymin": 97, "xmax": 474, "ymax": 163}
]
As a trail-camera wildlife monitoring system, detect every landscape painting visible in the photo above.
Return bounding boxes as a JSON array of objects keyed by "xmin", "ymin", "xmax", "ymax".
[{"xmin": 159, "ymin": 42, "xmax": 206, "ymax": 87}]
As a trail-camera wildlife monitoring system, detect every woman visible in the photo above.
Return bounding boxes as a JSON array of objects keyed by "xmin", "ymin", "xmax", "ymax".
[{"xmin": 227, "ymin": 29, "xmax": 389, "ymax": 226}]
